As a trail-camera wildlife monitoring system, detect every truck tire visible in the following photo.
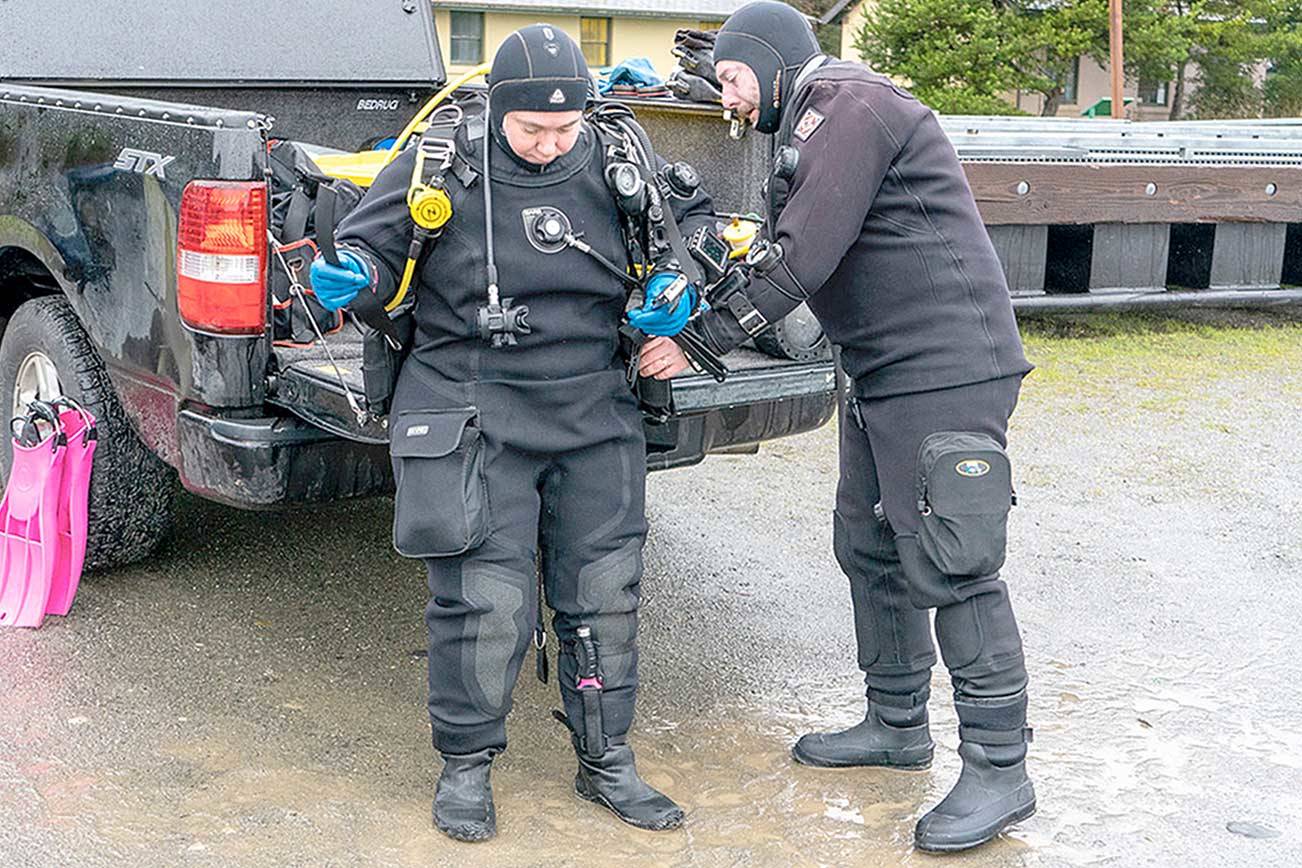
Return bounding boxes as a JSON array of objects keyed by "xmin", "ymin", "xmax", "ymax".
[
  {"xmin": 0, "ymin": 295, "xmax": 174, "ymax": 571},
  {"xmin": 753, "ymin": 303, "xmax": 832, "ymax": 362}
]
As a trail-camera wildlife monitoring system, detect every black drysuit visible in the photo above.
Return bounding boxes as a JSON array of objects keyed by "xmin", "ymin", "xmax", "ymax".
[
  {"xmin": 337, "ymin": 116, "xmax": 714, "ymax": 756},
  {"xmin": 694, "ymin": 60, "xmax": 1035, "ymax": 743}
]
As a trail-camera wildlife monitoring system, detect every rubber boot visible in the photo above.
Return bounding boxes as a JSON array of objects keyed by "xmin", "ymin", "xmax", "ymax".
[
  {"xmin": 573, "ymin": 738, "xmax": 685, "ymax": 831},
  {"xmin": 792, "ymin": 697, "xmax": 934, "ymax": 770},
  {"xmin": 914, "ymin": 740, "xmax": 1035, "ymax": 851},
  {"xmin": 433, "ymin": 748, "xmax": 498, "ymax": 843}
]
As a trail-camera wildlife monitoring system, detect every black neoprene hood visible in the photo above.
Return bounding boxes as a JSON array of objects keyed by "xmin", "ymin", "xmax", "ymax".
[
  {"xmin": 487, "ymin": 23, "xmax": 590, "ymax": 133},
  {"xmin": 713, "ymin": 1, "xmax": 820, "ymax": 133}
]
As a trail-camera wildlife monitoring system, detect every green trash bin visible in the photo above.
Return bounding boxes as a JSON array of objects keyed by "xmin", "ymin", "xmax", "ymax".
[{"xmin": 1081, "ymin": 96, "xmax": 1136, "ymax": 117}]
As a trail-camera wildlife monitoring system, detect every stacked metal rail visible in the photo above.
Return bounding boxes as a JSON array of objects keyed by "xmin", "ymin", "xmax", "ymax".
[{"xmin": 943, "ymin": 115, "xmax": 1302, "ymax": 309}]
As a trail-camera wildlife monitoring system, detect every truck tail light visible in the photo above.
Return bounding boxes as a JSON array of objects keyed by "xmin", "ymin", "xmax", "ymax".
[{"xmin": 177, "ymin": 180, "xmax": 268, "ymax": 335}]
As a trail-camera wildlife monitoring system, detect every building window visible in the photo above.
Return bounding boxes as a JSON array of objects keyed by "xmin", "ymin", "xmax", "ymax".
[
  {"xmin": 1063, "ymin": 57, "xmax": 1080, "ymax": 104},
  {"xmin": 1138, "ymin": 77, "xmax": 1169, "ymax": 106},
  {"xmin": 581, "ymin": 17, "xmax": 611, "ymax": 67},
  {"xmin": 449, "ymin": 11, "xmax": 484, "ymax": 65}
]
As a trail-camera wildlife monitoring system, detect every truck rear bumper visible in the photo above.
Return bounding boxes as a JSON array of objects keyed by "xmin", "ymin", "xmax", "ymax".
[
  {"xmin": 176, "ymin": 409, "xmax": 393, "ymax": 508},
  {"xmin": 182, "ymin": 356, "xmax": 839, "ymax": 508}
]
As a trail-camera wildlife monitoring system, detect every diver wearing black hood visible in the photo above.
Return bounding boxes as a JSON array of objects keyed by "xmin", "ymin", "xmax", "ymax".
[
  {"xmin": 710, "ymin": 0, "xmax": 820, "ymax": 133},
  {"xmin": 487, "ymin": 22, "xmax": 590, "ymax": 169},
  {"xmin": 665, "ymin": 0, "xmax": 1038, "ymax": 853},
  {"xmin": 332, "ymin": 23, "xmax": 715, "ymax": 843}
]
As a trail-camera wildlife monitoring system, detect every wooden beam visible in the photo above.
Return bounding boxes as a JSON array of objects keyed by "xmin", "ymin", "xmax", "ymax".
[{"xmin": 964, "ymin": 163, "xmax": 1302, "ymax": 225}]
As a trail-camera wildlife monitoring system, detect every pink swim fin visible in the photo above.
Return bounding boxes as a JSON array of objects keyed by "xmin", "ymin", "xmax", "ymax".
[
  {"xmin": 46, "ymin": 401, "xmax": 97, "ymax": 618},
  {"xmin": 0, "ymin": 401, "xmax": 66, "ymax": 628}
]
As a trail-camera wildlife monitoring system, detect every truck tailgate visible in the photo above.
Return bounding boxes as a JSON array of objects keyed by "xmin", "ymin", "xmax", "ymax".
[{"xmin": 268, "ymin": 336, "xmax": 838, "ymax": 455}]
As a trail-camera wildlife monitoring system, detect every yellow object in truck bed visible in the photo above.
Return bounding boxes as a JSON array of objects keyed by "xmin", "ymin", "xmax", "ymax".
[{"xmin": 313, "ymin": 149, "xmax": 392, "ymax": 188}]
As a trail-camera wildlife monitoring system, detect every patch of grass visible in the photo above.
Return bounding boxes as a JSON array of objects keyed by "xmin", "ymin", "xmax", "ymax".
[
  {"xmin": 1018, "ymin": 309, "xmax": 1302, "ymax": 411},
  {"xmin": 1019, "ymin": 308, "xmax": 1302, "ymax": 340}
]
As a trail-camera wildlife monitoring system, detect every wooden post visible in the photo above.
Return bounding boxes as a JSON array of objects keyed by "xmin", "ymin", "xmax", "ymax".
[{"xmin": 1110, "ymin": 0, "xmax": 1125, "ymax": 118}]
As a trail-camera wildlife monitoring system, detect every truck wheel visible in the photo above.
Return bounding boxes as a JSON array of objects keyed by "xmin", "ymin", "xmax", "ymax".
[
  {"xmin": 753, "ymin": 303, "xmax": 832, "ymax": 362},
  {"xmin": 0, "ymin": 295, "xmax": 174, "ymax": 570}
]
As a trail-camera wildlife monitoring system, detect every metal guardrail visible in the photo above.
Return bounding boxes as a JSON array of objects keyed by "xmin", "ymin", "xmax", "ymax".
[{"xmin": 941, "ymin": 115, "xmax": 1302, "ymax": 164}]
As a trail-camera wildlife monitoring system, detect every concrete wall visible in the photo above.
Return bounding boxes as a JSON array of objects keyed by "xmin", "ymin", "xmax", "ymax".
[{"xmin": 434, "ymin": 9, "xmax": 724, "ymax": 80}]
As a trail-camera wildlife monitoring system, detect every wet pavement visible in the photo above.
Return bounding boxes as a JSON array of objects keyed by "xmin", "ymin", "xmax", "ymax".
[{"xmin": 2, "ymin": 316, "xmax": 1301, "ymax": 867}]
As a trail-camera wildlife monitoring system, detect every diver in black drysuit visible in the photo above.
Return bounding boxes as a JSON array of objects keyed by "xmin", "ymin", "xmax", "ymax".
[
  {"xmin": 329, "ymin": 25, "xmax": 715, "ymax": 842},
  {"xmin": 661, "ymin": 1, "xmax": 1038, "ymax": 853}
]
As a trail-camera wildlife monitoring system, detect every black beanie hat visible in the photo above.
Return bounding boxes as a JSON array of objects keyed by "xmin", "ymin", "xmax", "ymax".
[
  {"xmin": 713, "ymin": 1, "xmax": 820, "ymax": 133},
  {"xmin": 488, "ymin": 23, "xmax": 591, "ymax": 134}
]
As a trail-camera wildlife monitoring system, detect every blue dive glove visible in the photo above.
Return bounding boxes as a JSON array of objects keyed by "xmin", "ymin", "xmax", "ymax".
[
  {"xmin": 309, "ymin": 250, "xmax": 372, "ymax": 311},
  {"xmin": 627, "ymin": 271, "xmax": 699, "ymax": 337}
]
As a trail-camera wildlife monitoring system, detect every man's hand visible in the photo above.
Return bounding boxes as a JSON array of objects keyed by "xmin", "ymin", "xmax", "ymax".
[{"xmin": 638, "ymin": 336, "xmax": 693, "ymax": 380}]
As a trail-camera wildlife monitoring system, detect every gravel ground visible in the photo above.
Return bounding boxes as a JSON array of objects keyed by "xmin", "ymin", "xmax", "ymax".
[{"xmin": 0, "ymin": 309, "xmax": 1299, "ymax": 867}]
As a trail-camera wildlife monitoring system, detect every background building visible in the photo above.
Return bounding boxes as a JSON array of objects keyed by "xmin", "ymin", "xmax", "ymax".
[
  {"xmin": 433, "ymin": 0, "xmax": 749, "ymax": 78},
  {"xmin": 821, "ymin": 0, "xmax": 1181, "ymax": 119}
]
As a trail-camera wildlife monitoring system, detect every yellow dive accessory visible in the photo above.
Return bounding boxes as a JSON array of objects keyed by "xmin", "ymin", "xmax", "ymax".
[
  {"xmin": 723, "ymin": 217, "xmax": 758, "ymax": 258},
  {"xmin": 407, "ymin": 159, "xmax": 454, "ymax": 231}
]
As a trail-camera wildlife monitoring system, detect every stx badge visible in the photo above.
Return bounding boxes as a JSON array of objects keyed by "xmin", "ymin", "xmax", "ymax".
[
  {"xmin": 793, "ymin": 109, "xmax": 826, "ymax": 142},
  {"xmin": 113, "ymin": 147, "xmax": 175, "ymax": 179}
]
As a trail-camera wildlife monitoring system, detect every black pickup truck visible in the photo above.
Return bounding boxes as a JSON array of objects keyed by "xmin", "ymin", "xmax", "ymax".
[{"xmin": 0, "ymin": 1, "xmax": 836, "ymax": 570}]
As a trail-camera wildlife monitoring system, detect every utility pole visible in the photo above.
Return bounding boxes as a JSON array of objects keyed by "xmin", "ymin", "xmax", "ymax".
[{"xmin": 1110, "ymin": 0, "xmax": 1125, "ymax": 118}]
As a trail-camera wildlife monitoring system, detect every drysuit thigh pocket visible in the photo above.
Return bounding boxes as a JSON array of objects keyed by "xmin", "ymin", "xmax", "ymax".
[
  {"xmin": 915, "ymin": 431, "xmax": 1013, "ymax": 577},
  {"xmin": 390, "ymin": 407, "xmax": 489, "ymax": 558}
]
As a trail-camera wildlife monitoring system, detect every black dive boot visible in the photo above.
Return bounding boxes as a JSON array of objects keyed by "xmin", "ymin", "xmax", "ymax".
[
  {"xmin": 792, "ymin": 694, "xmax": 933, "ymax": 770},
  {"xmin": 556, "ymin": 625, "xmax": 683, "ymax": 830},
  {"xmin": 433, "ymin": 748, "xmax": 497, "ymax": 843},
  {"xmin": 914, "ymin": 695, "xmax": 1036, "ymax": 852},
  {"xmin": 573, "ymin": 737, "xmax": 685, "ymax": 831}
]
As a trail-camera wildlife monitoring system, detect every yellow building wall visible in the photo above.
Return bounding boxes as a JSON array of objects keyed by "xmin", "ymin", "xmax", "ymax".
[
  {"xmin": 436, "ymin": 10, "xmax": 580, "ymax": 76},
  {"xmin": 434, "ymin": 9, "xmax": 722, "ymax": 80},
  {"xmin": 611, "ymin": 17, "xmax": 722, "ymax": 78},
  {"xmin": 839, "ymin": 0, "xmax": 876, "ymax": 61}
]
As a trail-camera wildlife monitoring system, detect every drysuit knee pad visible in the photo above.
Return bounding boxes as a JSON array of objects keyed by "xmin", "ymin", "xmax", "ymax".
[
  {"xmin": 933, "ymin": 588, "xmax": 1027, "ymax": 694},
  {"xmin": 457, "ymin": 563, "xmax": 531, "ymax": 717},
  {"xmin": 835, "ymin": 511, "xmax": 936, "ymax": 675}
]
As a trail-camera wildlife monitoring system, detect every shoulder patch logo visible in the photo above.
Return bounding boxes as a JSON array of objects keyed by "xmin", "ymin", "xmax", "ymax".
[
  {"xmin": 549, "ymin": 88, "xmax": 566, "ymax": 104},
  {"xmin": 793, "ymin": 108, "xmax": 826, "ymax": 142}
]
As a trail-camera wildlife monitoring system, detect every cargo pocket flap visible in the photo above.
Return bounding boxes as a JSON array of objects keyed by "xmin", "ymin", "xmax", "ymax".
[
  {"xmin": 919, "ymin": 432, "xmax": 1013, "ymax": 517},
  {"xmin": 927, "ymin": 456, "xmax": 1012, "ymax": 516},
  {"xmin": 390, "ymin": 408, "xmax": 478, "ymax": 459}
]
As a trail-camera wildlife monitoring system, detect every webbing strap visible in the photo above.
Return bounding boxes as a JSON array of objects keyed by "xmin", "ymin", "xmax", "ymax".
[
  {"xmin": 959, "ymin": 725, "xmax": 1034, "ymax": 746},
  {"xmin": 281, "ymin": 187, "xmax": 312, "ymax": 243},
  {"xmin": 868, "ymin": 687, "xmax": 930, "ymax": 710}
]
